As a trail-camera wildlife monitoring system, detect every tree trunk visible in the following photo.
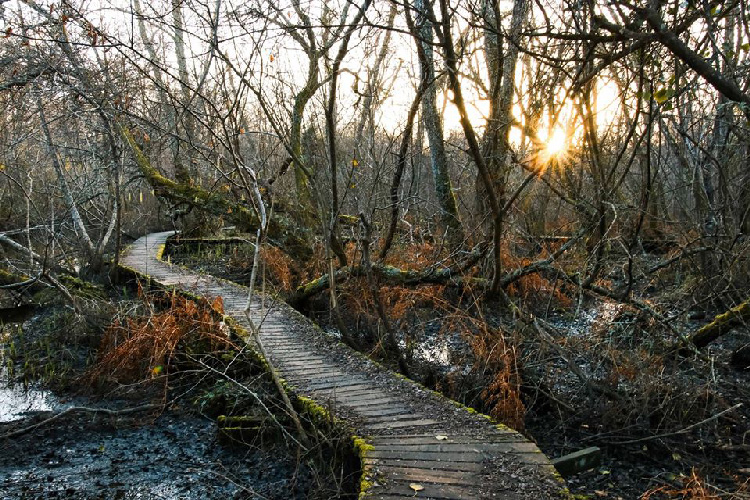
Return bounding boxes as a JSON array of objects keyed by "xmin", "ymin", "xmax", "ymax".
[{"xmin": 412, "ymin": 0, "xmax": 464, "ymax": 249}]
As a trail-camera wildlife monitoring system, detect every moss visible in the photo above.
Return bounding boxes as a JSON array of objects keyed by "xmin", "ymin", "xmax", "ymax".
[
  {"xmin": 121, "ymin": 127, "xmax": 313, "ymax": 257},
  {"xmin": 352, "ymin": 435, "xmax": 376, "ymax": 499},
  {"xmin": 690, "ymin": 295, "xmax": 750, "ymax": 348},
  {"xmin": 155, "ymin": 244, "xmax": 166, "ymax": 261},
  {"xmin": 217, "ymin": 415, "xmax": 263, "ymax": 427},
  {"xmin": 352, "ymin": 436, "xmax": 374, "ymax": 456},
  {"xmin": 358, "ymin": 478, "xmax": 374, "ymax": 500},
  {"xmin": 0, "ymin": 268, "xmax": 30, "ymax": 286},
  {"xmin": 58, "ymin": 275, "xmax": 108, "ymax": 300},
  {"xmin": 338, "ymin": 214, "xmax": 360, "ymax": 226}
]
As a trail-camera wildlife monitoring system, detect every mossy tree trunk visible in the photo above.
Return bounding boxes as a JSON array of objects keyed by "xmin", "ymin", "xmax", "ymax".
[
  {"xmin": 119, "ymin": 126, "xmax": 312, "ymax": 259},
  {"xmin": 690, "ymin": 297, "xmax": 750, "ymax": 349}
]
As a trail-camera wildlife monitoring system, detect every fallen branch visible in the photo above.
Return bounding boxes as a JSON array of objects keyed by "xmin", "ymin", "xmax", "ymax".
[
  {"xmin": 0, "ymin": 403, "xmax": 162, "ymax": 440},
  {"xmin": 0, "ymin": 268, "xmax": 47, "ymax": 292},
  {"xmin": 190, "ymin": 352, "xmax": 308, "ymax": 451},
  {"xmin": 646, "ymin": 246, "xmax": 711, "ymax": 275},
  {"xmin": 498, "ymin": 227, "xmax": 588, "ymax": 289},
  {"xmin": 531, "ymin": 317, "xmax": 623, "ymax": 401},
  {"xmin": 118, "ymin": 126, "xmax": 311, "ymax": 258},
  {"xmin": 0, "ymin": 233, "xmax": 48, "ymax": 268},
  {"xmin": 607, "ymin": 403, "xmax": 743, "ymax": 445}
]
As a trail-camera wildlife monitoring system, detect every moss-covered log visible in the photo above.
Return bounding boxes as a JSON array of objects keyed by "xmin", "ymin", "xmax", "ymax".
[
  {"xmin": 290, "ymin": 245, "xmax": 488, "ymax": 306},
  {"xmin": 690, "ymin": 297, "xmax": 750, "ymax": 349},
  {"xmin": 290, "ymin": 265, "xmax": 461, "ymax": 306},
  {"xmin": 0, "ymin": 268, "xmax": 47, "ymax": 293},
  {"xmin": 119, "ymin": 127, "xmax": 312, "ymax": 259}
]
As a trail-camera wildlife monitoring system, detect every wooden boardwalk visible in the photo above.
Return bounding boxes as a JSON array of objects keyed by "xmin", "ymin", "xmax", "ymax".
[{"xmin": 121, "ymin": 232, "xmax": 564, "ymax": 499}]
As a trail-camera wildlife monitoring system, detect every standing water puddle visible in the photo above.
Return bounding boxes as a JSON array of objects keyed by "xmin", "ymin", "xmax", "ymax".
[
  {"xmin": 0, "ymin": 324, "xmax": 60, "ymax": 422},
  {"xmin": 0, "ymin": 371, "xmax": 57, "ymax": 422}
]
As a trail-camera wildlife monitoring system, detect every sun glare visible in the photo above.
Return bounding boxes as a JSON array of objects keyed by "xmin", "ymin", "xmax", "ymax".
[
  {"xmin": 531, "ymin": 126, "xmax": 570, "ymax": 170},
  {"xmin": 545, "ymin": 128, "xmax": 567, "ymax": 158}
]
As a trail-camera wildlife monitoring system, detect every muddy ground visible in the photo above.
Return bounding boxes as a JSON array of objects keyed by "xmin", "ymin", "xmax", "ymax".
[
  {"xmin": 0, "ymin": 292, "xmax": 353, "ymax": 500},
  {"xmin": 0, "ymin": 408, "xmax": 315, "ymax": 499}
]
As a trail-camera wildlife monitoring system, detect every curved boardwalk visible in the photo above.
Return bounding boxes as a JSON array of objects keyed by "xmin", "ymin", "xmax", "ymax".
[{"xmin": 121, "ymin": 232, "xmax": 564, "ymax": 499}]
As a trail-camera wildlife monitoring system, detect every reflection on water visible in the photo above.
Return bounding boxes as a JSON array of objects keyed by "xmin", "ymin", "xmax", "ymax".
[
  {"xmin": 1, "ymin": 325, "xmax": 58, "ymax": 422},
  {"xmin": 0, "ymin": 375, "xmax": 55, "ymax": 422},
  {"xmin": 413, "ymin": 339, "xmax": 451, "ymax": 365}
]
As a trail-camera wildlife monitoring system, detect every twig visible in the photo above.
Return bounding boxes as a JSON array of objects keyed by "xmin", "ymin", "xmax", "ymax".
[
  {"xmin": 532, "ymin": 317, "xmax": 623, "ymax": 401},
  {"xmin": 0, "ymin": 403, "xmax": 162, "ymax": 440},
  {"xmin": 608, "ymin": 403, "xmax": 743, "ymax": 445},
  {"xmin": 189, "ymin": 354, "xmax": 307, "ymax": 451},
  {"xmin": 187, "ymin": 465, "xmax": 269, "ymax": 499}
]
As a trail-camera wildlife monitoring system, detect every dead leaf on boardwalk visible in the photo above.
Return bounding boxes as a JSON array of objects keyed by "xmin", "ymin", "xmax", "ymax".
[
  {"xmin": 594, "ymin": 491, "xmax": 607, "ymax": 497},
  {"xmin": 435, "ymin": 435, "xmax": 448, "ymax": 441},
  {"xmin": 409, "ymin": 483, "xmax": 424, "ymax": 492}
]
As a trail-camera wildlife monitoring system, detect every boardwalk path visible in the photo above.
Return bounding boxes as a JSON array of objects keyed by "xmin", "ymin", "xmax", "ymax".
[{"xmin": 121, "ymin": 232, "xmax": 564, "ymax": 499}]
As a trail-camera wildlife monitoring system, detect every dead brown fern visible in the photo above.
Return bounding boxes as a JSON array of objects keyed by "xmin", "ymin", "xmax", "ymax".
[
  {"xmin": 259, "ymin": 245, "xmax": 295, "ymax": 292},
  {"xmin": 84, "ymin": 291, "xmax": 235, "ymax": 389},
  {"xmin": 359, "ymin": 279, "xmax": 526, "ymax": 429},
  {"xmin": 641, "ymin": 468, "xmax": 722, "ymax": 499}
]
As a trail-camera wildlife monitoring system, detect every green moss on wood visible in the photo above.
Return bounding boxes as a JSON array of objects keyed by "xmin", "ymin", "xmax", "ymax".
[
  {"xmin": 690, "ymin": 296, "xmax": 750, "ymax": 348},
  {"xmin": 120, "ymin": 126, "xmax": 312, "ymax": 259},
  {"xmin": 353, "ymin": 435, "xmax": 377, "ymax": 499}
]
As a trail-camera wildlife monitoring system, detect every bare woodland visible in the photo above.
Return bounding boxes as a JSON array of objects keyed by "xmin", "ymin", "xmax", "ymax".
[{"xmin": 1, "ymin": 0, "xmax": 750, "ymax": 497}]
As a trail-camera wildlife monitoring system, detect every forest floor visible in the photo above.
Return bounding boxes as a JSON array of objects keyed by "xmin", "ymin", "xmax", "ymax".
[
  {"xmin": 0, "ymin": 291, "xmax": 354, "ymax": 499},
  {"xmin": 0, "ymin": 406, "xmax": 312, "ymax": 499},
  {"xmin": 170, "ymin": 239, "xmax": 750, "ymax": 499}
]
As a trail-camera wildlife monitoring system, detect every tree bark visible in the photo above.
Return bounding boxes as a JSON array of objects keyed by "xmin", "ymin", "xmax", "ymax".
[{"xmin": 411, "ymin": 0, "xmax": 464, "ymax": 249}]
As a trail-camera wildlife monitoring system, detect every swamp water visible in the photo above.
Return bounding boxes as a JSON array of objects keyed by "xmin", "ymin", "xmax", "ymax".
[{"xmin": 0, "ymin": 322, "xmax": 60, "ymax": 422}]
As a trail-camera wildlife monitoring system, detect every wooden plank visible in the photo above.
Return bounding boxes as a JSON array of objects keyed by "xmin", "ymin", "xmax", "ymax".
[
  {"xmin": 315, "ymin": 388, "xmax": 390, "ymax": 400},
  {"xmin": 305, "ymin": 379, "xmax": 370, "ymax": 391},
  {"xmin": 309, "ymin": 382, "xmax": 372, "ymax": 392},
  {"xmin": 279, "ymin": 359, "xmax": 330, "ymax": 367},
  {"xmin": 363, "ymin": 413, "xmax": 437, "ymax": 425},
  {"xmin": 367, "ymin": 419, "xmax": 439, "ymax": 430},
  {"xmin": 366, "ymin": 449, "xmax": 486, "ymax": 462},
  {"xmin": 356, "ymin": 407, "xmax": 412, "ymax": 417},
  {"xmin": 374, "ymin": 480, "xmax": 479, "ymax": 500},
  {"xmin": 372, "ymin": 433, "xmax": 523, "ymax": 445},
  {"xmin": 271, "ymin": 355, "xmax": 325, "ymax": 363},
  {"xmin": 336, "ymin": 395, "xmax": 395, "ymax": 408},
  {"xmin": 284, "ymin": 371, "xmax": 348, "ymax": 383},
  {"xmin": 374, "ymin": 442, "xmax": 542, "ymax": 454},
  {"xmin": 375, "ymin": 466, "xmax": 476, "ymax": 486},
  {"xmin": 282, "ymin": 366, "xmax": 339, "ymax": 378}
]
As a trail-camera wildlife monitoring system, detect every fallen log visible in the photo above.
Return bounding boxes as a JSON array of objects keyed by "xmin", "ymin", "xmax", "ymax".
[
  {"xmin": 291, "ymin": 235, "xmax": 593, "ymax": 305},
  {"xmin": 0, "ymin": 404, "xmax": 162, "ymax": 440},
  {"xmin": 119, "ymin": 127, "xmax": 312, "ymax": 259},
  {"xmin": 0, "ymin": 268, "xmax": 47, "ymax": 293},
  {"xmin": 689, "ymin": 296, "xmax": 750, "ymax": 349},
  {"xmin": 289, "ymin": 243, "xmax": 489, "ymax": 305},
  {"xmin": 290, "ymin": 264, "xmax": 458, "ymax": 306}
]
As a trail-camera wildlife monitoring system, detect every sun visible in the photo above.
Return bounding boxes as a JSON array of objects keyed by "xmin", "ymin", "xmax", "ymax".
[
  {"xmin": 545, "ymin": 128, "xmax": 567, "ymax": 158},
  {"xmin": 532, "ymin": 126, "xmax": 570, "ymax": 171}
]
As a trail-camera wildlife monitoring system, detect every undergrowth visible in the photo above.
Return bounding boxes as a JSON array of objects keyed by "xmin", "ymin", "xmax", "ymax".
[{"xmin": 165, "ymin": 235, "xmax": 750, "ymax": 499}]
